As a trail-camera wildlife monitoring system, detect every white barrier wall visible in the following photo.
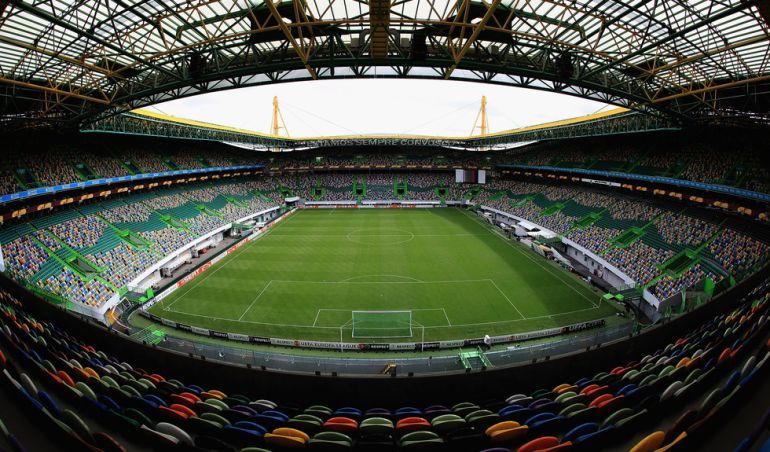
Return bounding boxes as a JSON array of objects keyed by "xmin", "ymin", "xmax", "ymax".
[{"xmin": 304, "ymin": 200, "xmax": 463, "ymax": 207}]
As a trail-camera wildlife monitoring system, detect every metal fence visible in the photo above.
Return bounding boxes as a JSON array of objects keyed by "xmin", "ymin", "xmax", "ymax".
[{"xmin": 136, "ymin": 321, "xmax": 634, "ymax": 377}]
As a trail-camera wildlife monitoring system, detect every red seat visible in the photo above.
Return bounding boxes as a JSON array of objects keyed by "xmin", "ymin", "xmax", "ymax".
[
  {"xmin": 157, "ymin": 406, "xmax": 189, "ymax": 423},
  {"xmin": 57, "ymin": 370, "xmax": 76, "ymax": 388},
  {"xmin": 396, "ymin": 417, "xmax": 431, "ymax": 433},
  {"xmin": 518, "ymin": 436, "xmax": 560, "ymax": 452},
  {"xmin": 588, "ymin": 394, "xmax": 613, "ymax": 408},
  {"xmin": 170, "ymin": 403, "xmax": 197, "ymax": 417},
  {"xmin": 323, "ymin": 416, "xmax": 359, "ymax": 433}
]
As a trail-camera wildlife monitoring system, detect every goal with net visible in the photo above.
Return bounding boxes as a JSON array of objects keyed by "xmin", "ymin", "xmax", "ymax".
[{"xmin": 351, "ymin": 310, "xmax": 413, "ymax": 338}]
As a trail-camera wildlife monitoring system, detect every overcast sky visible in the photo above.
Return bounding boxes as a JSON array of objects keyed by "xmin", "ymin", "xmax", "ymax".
[{"xmin": 148, "ymin": 79, "xmax": 614, "ymax": 137}]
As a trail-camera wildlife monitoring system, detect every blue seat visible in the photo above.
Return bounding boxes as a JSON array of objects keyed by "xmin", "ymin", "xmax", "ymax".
[
  {"xmin": 38, "ymin": 391, "xmax": 63, "ymax": 418},
  {"xmin": 524, "ymin": 412, "xmax": 555, "ymax": 426},
  {"xmin": 498, "ymin": 404, "xmax": 523, "ymax": 417},
  {"xmin": 617, "ymin": 384, "xmax": 637, "ymax": 396},
  {"xmin": 233, "ymin": 421, "xmax": 267, "ymax": 434},
  {"xmin": 501, "ymin": 407, "xmax": 533, "ymax": 423},
  {"xmin": 563, "ymin": 422, "xmax": 599, "ymax": 443},
  {"xmin": 574, "ymin": 425, "xmax": 616, "ymax": 448}
]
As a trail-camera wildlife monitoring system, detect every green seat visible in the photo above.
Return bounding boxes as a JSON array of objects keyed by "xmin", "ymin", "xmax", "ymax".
[
  {"xmin": 288, "ymin": 414, "xmax": 323, "ymax": 434},
  {"xmin": 430, "ymin": 414, "xmax": 466, "ymax": 433},
  {"xmin": 305, "ymin": 405, "xmax": 333, "ymax": 418},
  {"xmin": 188, "ymin": 416, "xmax": 223, "ymax": 436},
  {"xmin": 530, "ymin": 388, "xmax": 552, "ymax": 399},
  {"xmin": 75, "ymin": 381, "xmax": 97, "ymax": 401},
  {"xmin": 658, "ymin": 365, "xmax": 675, "ymax": 378},
  {"xmin": 566, "ymin": 406, "xmax": 596, "ymax": 421},
  {"xmin": 360, "ymin": 417, "xmax": 394, "ymax": 435},
  {"xmin": 204, "ymin": 398, "xmax": 229, "ymax": 410},
  {"xmin": 602, "ymin": 407, "xmax": 634, "ymax": 427},
  {"xmin": 195, "ymin": 401, "xmax": 222, "ymax": 414},
  {"xmin": 451, "ymin": 402, "xmax": 479, "ymax": 417},
  {"xmin": 561, "ymin": 394, "xmax": 588, "ymax": 406},
  {"xmin": 554, "ymin": 391, "xmax": 577, "ymax": 404},
  {"xmin": 615, "ymin": 408, "xmax": 648, "ymax": 429},
  {"xmin": 639, "ymin": 374, "xmax": 658, "ymax": 387},
  {"xmin": 684, "ymin": 368, "xmax": 703, "ymax": 385},
  {"xmin": 558, "ymin": 403, "xmax": 586, "ymax": 417},
  {"xmin": 399, "ymin": 430, "xmax": 444, "ymax": 448},
  {"xmin": 464, "ymin": 409, "xmax": 499, "ymax": 428},
  {"xmin": 124, "ymin": 408, "xmax": 154, "ymax": 428},
  {"xmin": 308, "ymin": 431, "xmax": 353, "ymax": 449},
  {"xmin": 698, "ymin": 388, "xmax": 723, "ymax": 416},
  {"xmin": 621, "ymin": 369, "xmax": 639, "ymax": 381},
  {"xmin": 200, "ymin": 412, "xmax": 230, "ymax": 426}
]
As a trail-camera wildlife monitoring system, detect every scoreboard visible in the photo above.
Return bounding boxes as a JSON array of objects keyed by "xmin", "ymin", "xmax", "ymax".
[{"xmin": 456, "ymin": 169, "xmax": 486, "ymax": 184}]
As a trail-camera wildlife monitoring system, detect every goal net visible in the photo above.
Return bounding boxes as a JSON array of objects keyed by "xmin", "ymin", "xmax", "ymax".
[{"xmin": 351, "ymin": 311, "xmax": 413, "ymax": 338}]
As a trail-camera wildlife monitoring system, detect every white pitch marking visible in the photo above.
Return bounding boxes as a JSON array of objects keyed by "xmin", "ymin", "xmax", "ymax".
[
  {"xmin": 487, "ymin": 278, "xmax": 526, "ymax": 320},
  {"xmin": 237, "ymin": 280, "xmax": 273, "ymax": 321}
]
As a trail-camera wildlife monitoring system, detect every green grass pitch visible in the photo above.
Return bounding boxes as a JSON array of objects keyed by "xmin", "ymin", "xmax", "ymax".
[{"xmin": 149, "ymin": 208, "xmax": 620, "ymax": 342}]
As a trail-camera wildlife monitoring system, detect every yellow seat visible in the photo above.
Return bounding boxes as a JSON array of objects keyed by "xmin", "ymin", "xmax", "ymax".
[{"xmin": 630, "ymin": 431, "xmax": 665, "ymax": 452}]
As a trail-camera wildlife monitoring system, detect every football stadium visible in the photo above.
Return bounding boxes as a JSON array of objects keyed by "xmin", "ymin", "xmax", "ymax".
[{"xmin": 1, "ymin": 1, "xmax": 770, "ymax": 451}]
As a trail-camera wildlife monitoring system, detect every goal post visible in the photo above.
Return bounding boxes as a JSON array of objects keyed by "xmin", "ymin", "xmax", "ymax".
[{"xmin": 351, "ymin": 310, "xmax": 413, "ymax": 338}]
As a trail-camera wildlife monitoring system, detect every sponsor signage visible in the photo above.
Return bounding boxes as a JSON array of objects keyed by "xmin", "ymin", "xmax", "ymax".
[
  {"xmin": 176, "ymin": 261, "xmax": 212, "ymax": 288},
  {"xmin": 143, "ymin": 314, "xmax": 607, "ymax": 352},
  {"xmin": 581, "ymin": 178, "xmax": 621, "ymax": 187}
]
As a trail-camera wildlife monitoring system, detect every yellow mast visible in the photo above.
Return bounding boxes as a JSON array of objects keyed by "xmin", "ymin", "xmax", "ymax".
[
  {"xmin": 470, "ymin": 95, "xmax": 489, "ymax": 137},
  {"xmin": 270, "ymin": 96, "xmax": 290, "ymax": 138}
]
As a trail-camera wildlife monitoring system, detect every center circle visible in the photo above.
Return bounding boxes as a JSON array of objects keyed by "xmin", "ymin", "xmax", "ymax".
[{"xmin": 346, "ymin": 228, "xmax": 415, "ymax": 245}]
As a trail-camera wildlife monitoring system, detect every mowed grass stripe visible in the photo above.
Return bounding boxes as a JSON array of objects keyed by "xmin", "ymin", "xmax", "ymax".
[{"xmin": 150, "ymin": 208, "xmax": 618, "ymax": 342}]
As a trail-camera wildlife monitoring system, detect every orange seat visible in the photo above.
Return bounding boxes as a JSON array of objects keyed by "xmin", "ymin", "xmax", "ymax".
[
  {"xmin": 489, "ymin": 425, "xmax": 529, "ymax": 443},
  {"xmin": 629, "ymin": 431, "xmax": 665, "ymax": 452},
  {"xmin": 273, "ymin": 427, "xmax": 310, "ymax": 441},
  {"xmin": 207, "ymin": 389, "xmax": 227, "ymax": 399},
  {"xmin": 656, "ymin": 431, "xmax": 688, "ymax": 451},
  {"xmin": 265, "ymin": 433, "xmax": 306, "ymax": 448},
  {"xmin": 486, "ymin": 421, "xmax": 520, "ymax": 436},
  {"xmin": 265, "ymin": 427, "xmax": 310, "ymax": 448},
  {"xmin": 200, "ymin": 391, "xmax": 223, "ymax": 400}
]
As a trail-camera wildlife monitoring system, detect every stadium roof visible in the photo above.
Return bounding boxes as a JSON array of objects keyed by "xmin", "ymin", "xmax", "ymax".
[
  {"xmin": 1, "ymin": 0, "xmax": 770, "ymax": 128},
  {"xmin": 81, "ymin": 105, "xmax": 680, "ymax": 150}
]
